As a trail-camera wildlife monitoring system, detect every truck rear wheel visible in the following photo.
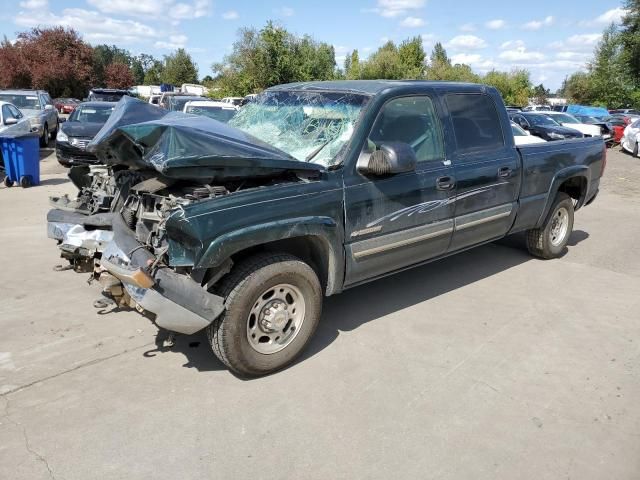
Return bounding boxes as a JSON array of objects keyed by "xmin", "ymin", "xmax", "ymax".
[
  {"xmin": 526, "ymin": 192, "xmax": 574, "ymax": 259},
  {"xmin": 207, "ymin": 253, "xmax": 322, "ymax": 377}
]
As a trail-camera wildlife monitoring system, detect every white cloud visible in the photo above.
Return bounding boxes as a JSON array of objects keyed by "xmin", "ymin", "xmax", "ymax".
[
  {"xmin": 222, "ymin": 10, "xmax": 239, "ymax": 20},
  {"xmin": 499, "ymin": 47, "xmax": 545, "ymax": 63},
  {"xmin": 523, "ymin": 15, "xmax": 554, "ymax": 30},
  {"xmin": 400, "ymin": 16, "xmax": 425, "ymax": 27},
  {"xmin": 451, "ymin": 53, "xmax": 482, "ymax": 64},
  {"xmin": 459, "ymin": 23, "xmax": 475, "ymax": 32},
  {"xmin": 593, "ymin": 7, "xmax": 627, "ymax": 25},
  {"xmin": 275, "ymin": 6, "xmax": 295, "ymax": 17},
  {"xmin": 371, "ymin": 0, "xmax": 426, "ymax": 18},
  {"xmin": 566, "ymin": 33, "xmax": 602, "ymax": 47},
  {"xmin": 155, "ymin": 34, "xmax": 188, "ymax": 49},
  {"xmin": 447, "ymin": 34, "xmax": 487, "ymax": 50},
  {"xmin": 15, "ymin": 8, "xmax": 160, "ymax": 43},
  {"xmin": 500, "ymin": 40, "xmax": 525, "ymax": 50},
  {"xmin": 556, "ymin": 51, "xmax": 589, "ymax": 60},
  {"xmin": 485, "ymin": 19, "xmax": 505, "ymax": 30},
  {"xmin": 86, "ymin": 0, "xmax": 211, "ymax": 21},
  {"xmin": 19, "ymin": 0, "xmax": 47, "ymax": 9},
  {"xmin": 421, "ymin": 33, "xmax": 436, "ymax": 46}
]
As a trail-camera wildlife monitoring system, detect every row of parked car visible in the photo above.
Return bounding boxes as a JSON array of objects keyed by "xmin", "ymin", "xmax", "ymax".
[{"xmin": 507, "ymin": 106, "xmax": 640, "ymax": 157}]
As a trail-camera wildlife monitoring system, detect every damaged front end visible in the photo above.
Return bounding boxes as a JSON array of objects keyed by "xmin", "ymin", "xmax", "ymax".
[{"xmin": 49, "ymin": 96, "xmax": 326, "ymax": 334}]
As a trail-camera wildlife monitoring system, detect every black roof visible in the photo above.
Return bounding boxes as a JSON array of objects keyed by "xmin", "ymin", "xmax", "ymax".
[
  {"xmin": 267, "ymin": 80, "xmax": 487, "ymax": 95},
  {"xmin": 78, "ymin": 101, "xmax": 117, "ymax": 108},
  {"xmin": 90, "ymin": 88, "xmax": 129, "ymax": 94}
]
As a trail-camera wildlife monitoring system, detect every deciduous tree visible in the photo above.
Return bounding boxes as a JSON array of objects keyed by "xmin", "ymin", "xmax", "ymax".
[{"xmin": 105, "ymin": 62, "xmax": 135, "ymax": 89}]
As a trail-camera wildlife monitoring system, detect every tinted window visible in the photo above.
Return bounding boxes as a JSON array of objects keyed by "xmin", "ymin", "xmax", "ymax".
[
  {"xmin": 8, "ymin": 105, "xmax": 22, "ymax": 118},
  {"xmin": 368, "ymin": 96, "xmax": 444, "ymax": 163},
  {"xmin": 2, "ymin": 105, "xmax": 12, "ymax": 121},
  {"xmin": 446, "ymin": 93, "xmax": 504, "ymax": 152}
]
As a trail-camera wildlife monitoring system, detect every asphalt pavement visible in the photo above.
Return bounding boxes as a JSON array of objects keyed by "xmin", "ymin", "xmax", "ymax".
[{"xmin": 1, "ymin": 146, "xmax": 639, "ymax": 479}]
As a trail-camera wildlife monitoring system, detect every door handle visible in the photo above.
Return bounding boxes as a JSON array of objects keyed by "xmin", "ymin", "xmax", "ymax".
[
  {"xmin": 498, "ymin": 167, "xmax": 512, "ymax": 178},
  {"xmin": 436, "ymin": 176, "xmax": 455, "ymax": 191}
]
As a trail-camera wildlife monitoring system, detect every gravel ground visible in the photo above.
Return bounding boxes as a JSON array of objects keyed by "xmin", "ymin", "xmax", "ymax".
[{"xmin": 1, "ymin": 146, "xmax": 639, "ymax": 480}]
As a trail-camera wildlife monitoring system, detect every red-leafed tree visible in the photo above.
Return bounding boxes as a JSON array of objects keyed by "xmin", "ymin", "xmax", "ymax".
[
  {"xmin": 0, "ymin": 38, "xmax": 31, "ymax": 88},
  {"xmin": 104, "ymin": 62, "xmax": 135, "ymax": 89},
  {"xmin": 11, "ymin": 27, "xmax": 93, "ymax": 98}
]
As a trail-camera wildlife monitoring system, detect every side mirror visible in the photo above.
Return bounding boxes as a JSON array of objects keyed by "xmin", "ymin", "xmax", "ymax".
[
  {"xmin": 4, "ymin": 117, "xmax": 18, "ymax": 126},
  {"xmin": 357, "ymin": 142, "xmax": 417, "ymax": 176},
  {"xmin": 44, "ymin": 104, "xmax": 54, "ymax": 110}
]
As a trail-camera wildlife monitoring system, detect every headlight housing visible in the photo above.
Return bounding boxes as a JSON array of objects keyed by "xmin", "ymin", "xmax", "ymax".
[
  {"xmin": 548, "ymin": 131, "xmax": 566, "ymax": 140},
  {"xmin": 56, "ymin": 130, "xmax": 68, "ymax": 142}
]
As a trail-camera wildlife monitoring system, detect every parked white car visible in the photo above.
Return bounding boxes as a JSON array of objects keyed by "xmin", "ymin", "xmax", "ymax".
[
  {"xmin": 543, "ymin": 112, "xmax": 603, "ymax": 138},
  {"xmin": 621, "ymin": 119, "xmax": 640, "ymax": 156},
  {"xmin": 221, "ymin": 97, "xmax": 244, "ymax": 107},
  {"xmin": 0, "ymin": 101, "xmax": 32, "ymax": 136},
  {"xmin": 183, "ymin": 101, "xmax": 238, "ymax": 123},
  {"xmin": 511, "ymin": 122, "xmax": 546, "ymax": 145}
]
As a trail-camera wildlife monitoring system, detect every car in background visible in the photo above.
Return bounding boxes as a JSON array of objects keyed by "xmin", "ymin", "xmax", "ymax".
[
  {"xmin": 88, "ymin": 88, "xmax": 130, "ymax": 102},
  {"xmin": 511, "ymin": 121, "xmax": 546, "ymax": 145},
  {"xmin": 53, "ymin": 98, "xmax": 79, "ymax": 114},
  {"xmin": 511, "ymin": 112, "xmax": 584, "ymax": 141},
  {"xmin": 183, "ymin": 100, "xmax": 238, "ymax": 123},
  {"xmin": 158, "ymin": 93, "xmax": 208, "ymax": 111},
  {"xmin": 0, "ymin": 101, "xmax": 32, "ymax": 136},
  {"xmin": 243, "ymin": 94, "xmax": 258, "ymax": 104},
  {"xmin": 148, "ymin": 94, "xmax": 161, "ymax": 106},
  {"xmin": 543, "ymin": 111, "xmax": 603, "ymax": 138},
  {"xmin": 221, "ymin": 97, "xmax": 244, "ymax": 107},
  {"xmin": 55, "ymin": 102, "xmax": 116, "ymax": 167},
  {"xmin": 0, "ymin": 89, "xmax": 58, "ymax": 147},
  {"xmin": 523, "ymin": 105, "xmax": 552, "ymax": 112},
  {"xmin": 621, "ymin": 119, "xmax": 640, "ymax": 156},
  {"xmin": 609, "ymin": 109, "xmax": 640, "ymax": 115},
  {"xmin": 552, "ymin": 105, "xmax": 569, "ymax": 112}
]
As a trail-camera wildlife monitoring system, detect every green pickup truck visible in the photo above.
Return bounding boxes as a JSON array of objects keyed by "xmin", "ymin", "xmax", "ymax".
[{"xmin": 47, "ymin": 81, "xmax": 605, "ymax": 376}]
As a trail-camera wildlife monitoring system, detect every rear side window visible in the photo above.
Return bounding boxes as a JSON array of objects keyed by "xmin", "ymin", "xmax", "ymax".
[
  {"xmin": 446, "ymin": 93, "xmax": 504, "ymax": 153},
  {"xmin": 368, "ymin": 96, "xmax": 444, "ymax": 163}
]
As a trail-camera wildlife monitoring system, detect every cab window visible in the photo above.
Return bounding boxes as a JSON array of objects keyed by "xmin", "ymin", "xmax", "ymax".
[
  {"xmin": 446, "ymin": 93, "xmax": 504, "ymax": 153},
  {"xmin": 368, "ymin": 96, "xmax": 444, "ymax": 163}
]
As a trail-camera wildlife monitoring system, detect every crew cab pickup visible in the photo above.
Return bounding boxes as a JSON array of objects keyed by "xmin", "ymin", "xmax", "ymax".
[{"xmin": 47, "ymin": 82, "xmax": 605, "ymax": 376}]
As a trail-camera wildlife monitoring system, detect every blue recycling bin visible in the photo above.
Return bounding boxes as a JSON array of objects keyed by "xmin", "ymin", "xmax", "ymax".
[{"xmin": 1, "ymin": 134, "xmax": 40, "ymax": 187}]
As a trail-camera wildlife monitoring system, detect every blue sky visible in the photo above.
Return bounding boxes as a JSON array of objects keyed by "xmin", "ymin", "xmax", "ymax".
[{"xmin": 0, "ymin": 0, "xmax": 628, "ymax": 90}]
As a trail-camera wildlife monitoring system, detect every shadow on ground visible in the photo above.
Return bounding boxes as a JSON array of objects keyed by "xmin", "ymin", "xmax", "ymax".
[{"xmin": 140, "ymin": 230, "xmax": 590, "ymax": 376}]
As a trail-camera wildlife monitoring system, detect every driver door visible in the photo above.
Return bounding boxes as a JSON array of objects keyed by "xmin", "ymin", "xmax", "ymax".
[{"xmin": 343, "ymin": 95, "xmax": 456, "ymax": 286}]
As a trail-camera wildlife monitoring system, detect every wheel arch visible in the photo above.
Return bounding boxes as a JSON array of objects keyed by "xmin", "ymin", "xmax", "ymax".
[
  {"xmin": 195, "ymin": 217, "xmax": 345, "ymax": 296},
  {"xmin": 536, "ymin": 166, "xmax": 590, "ymax": 227}
]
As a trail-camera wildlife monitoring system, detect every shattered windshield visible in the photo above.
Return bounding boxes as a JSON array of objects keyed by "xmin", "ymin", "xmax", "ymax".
[{"xmin": 229, "ymin": 90, "xmax": 370, "ymax": 167}]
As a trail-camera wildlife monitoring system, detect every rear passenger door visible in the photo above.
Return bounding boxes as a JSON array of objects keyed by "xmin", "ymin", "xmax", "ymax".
[
  {"xmin": 344, "ymin": 95, "xmax": 455, "ymax": 286},
  {"xmin": 445, "ymin": 93, "xmax": 521, "ymax": 251}
]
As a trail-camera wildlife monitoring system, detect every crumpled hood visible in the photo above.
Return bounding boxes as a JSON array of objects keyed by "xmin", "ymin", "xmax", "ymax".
[{"xmin": 89, "ymin": 96, "xmax": 325, "ymax": 180}]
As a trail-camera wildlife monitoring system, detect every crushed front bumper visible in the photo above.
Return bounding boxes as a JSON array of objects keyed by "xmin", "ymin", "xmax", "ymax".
[
  {"xmin": 99, "ymin": 214, "xmax": 225, "ymax": 335},
  {"xmin": 47, "ymin": 209, "xmax": 115, "ymax": 269}
]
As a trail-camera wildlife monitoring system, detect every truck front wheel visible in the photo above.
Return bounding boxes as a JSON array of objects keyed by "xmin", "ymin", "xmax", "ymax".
[
  {"xmin": 207, "ymin": 253, "xmax": 322, "ymax": 377},
  {"xmin": 526, "ymin": 192, "xmax": 574, "ymax": 259}
]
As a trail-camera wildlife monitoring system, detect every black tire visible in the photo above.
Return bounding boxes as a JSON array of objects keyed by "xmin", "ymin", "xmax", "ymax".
[
  {"xmin": 526, "ymin": 192, "xmax": 574, "ymax": 259},
  {"xmin": 3, "ymin": 176, "xmax": 12, "ymax": 187},
  {"xmin": 633, "ymin": 141, "xmax": 638, "ymax": 157},
  {"xmin": 39, "ymin": 124, "xmax": 49, "ymax": 147},
  {"xmin": 207, "ymin": 253, "xmax": 322, "ymax": 377},
  {"xmin": 19, "ymin": 176, "xmax": 31, "ymax": 188}
]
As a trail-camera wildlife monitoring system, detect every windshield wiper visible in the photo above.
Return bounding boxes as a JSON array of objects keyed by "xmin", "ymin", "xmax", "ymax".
[{"xmin": 305, "ymin": 138, "xmax": 333, "ymax": 162}]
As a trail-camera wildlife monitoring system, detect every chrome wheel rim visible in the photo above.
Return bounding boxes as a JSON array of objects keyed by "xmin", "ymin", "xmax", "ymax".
[
  {"xmin": 246, "ymin": 283, "xmax": 306, "ymax": 354},
  {"xmin": 550, "ymin": 207, "xmax": 569, "ymax": 246}
]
